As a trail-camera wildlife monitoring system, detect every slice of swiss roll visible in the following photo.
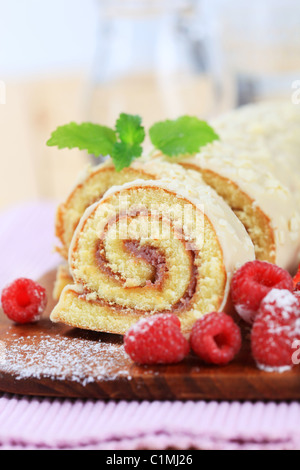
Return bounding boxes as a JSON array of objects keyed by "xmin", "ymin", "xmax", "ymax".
[{"xmin": 51, "ymin": 163, "xmax": 255, "ymax": 335}]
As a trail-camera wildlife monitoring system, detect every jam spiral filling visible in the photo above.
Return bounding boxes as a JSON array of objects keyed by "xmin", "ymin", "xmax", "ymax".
[{"xmin": 77, "ymin": 209, "xmax": 199, "ymax": 315}]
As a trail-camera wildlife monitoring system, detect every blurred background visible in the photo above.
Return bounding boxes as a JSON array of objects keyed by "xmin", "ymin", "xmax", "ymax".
[{"xmin": 1, "ymin": 0, "xmax": 300, "ymax": 210}]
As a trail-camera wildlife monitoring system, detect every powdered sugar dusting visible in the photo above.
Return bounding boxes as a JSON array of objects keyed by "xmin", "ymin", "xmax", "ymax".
[
  {"xmin": 261, "ymin": 289, "xmax": 300, "ymax": 342},
  {"xmin": 252, "ymin": 288, "xmax": 300, "ymax": 372},
  {"xmin": 262, "ymin": 289, "xmax": 297, "ymax": 318},
  {"xmin": 127, "ymin": 315, "xmax": 158, "ymax": 336},
  {"xmin": 260, "ymin": 289, "xmax": 300, "ymax": 340},
  {"xmin": 295, "ymin": 318, "xmax": 300, "ymax": 336},
  {"xmin": 0, "ymin": 331, "xmax": 132, "ymax": 386}
]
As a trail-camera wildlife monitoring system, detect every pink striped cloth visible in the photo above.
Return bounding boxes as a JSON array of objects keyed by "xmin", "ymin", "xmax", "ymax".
[{"xmin": 0, "ymin": 201, "xmax": 299, "ymax": 450}]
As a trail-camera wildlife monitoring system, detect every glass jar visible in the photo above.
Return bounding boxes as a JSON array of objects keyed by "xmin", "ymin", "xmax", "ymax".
[
  {"xmin": 202, "ymin": 0, "xmax": 300, "ymax": 106},
  {"xmin": 85, "ymin": 0, "xmax": 217, "ymax": 136}
]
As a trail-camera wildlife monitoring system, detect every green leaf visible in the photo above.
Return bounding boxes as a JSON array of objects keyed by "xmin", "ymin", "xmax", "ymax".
[
  {"xmin": 149, "ymin": 116, "xmax": 219, "ymax": 157},
  {"xmin": 46, "ymin": 122, "xmax": 117, "ymax": 157},
  {"xmin": 116, "ymin": 113, "xmax": 146, "ymax": 146},
  {"xmin": 111, "ymin": 142, "xmax": 143, "ymax": 172}
]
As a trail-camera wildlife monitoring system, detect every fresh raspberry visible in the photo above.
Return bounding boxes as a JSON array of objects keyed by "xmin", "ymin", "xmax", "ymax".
[
  {"xmin": 230, "ymin": 261, "xmax": 293, "ymax": 324},
  {"xmin": 190, "ymin": 312, "xmax": 242, "ymax": 365},
  {"xmin": 124, "ymin": 314, "xmax": 190, "ymax": 365},
  {"xmin": 251, "ymin": 289, "xmax": 300, "ymax": 371},
  {"xmin": 1, "ymin": 278, "xmax": 47, "ymax": 324}
]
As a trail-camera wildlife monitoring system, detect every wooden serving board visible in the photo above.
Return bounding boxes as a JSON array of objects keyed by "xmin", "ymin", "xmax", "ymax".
[{"xmin": 0, "ymin": 269, "xmax": 299, "ymax": 401}]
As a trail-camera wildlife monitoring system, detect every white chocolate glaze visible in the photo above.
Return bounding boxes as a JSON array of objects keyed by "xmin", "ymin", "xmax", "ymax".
[
  {"xmin": 212, "ymin": 101, "xmax": 300, "ymax": 205},
  {"xmin": 160, "ymin": 142, "xmax": 300, "ymax": 272}
]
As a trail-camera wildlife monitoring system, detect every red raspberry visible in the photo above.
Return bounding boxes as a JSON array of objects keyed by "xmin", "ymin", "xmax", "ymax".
[
  {"xmin": 124, "ymin": 314, "xmax": 190, "ymax": 365},
  {"xmin": 1, "ymin": 278, "xmax": 47, "ymax": 324},
  {"xmin": 190, "ymin": 312, "xmax": 242, "ymax": 365},
  {"xmin": 230, "ymin": 261, "xmax": 293, "ymax": 324},
  {"xmin": 251, "ymin": 289, "xmax": 300, "ymax": 371}
]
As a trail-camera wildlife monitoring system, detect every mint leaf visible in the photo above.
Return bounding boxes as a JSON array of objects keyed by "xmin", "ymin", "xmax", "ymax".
[
  {"xmin": 149, "ymin": 116, "xmax": 219, "ymax": 157},
  {"xmin": 46, "ymin": 115, "xmax": 145, "ymax": 171},
  {"xmin": 111, "ymin": 142, "xmax": 143, "ymax": 172},
  {"xmin": 116, "ymin": 113, "xmax": 146, "ymax": 145},
  {"xmin": 46, "ymin": 122, "xmax": 117, "ymax": 157}
]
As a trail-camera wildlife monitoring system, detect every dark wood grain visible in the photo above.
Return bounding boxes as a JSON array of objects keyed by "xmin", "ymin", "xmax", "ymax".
[{"xmin": 0, "ymin": 269, "xmax": 298, "ymax": 400}]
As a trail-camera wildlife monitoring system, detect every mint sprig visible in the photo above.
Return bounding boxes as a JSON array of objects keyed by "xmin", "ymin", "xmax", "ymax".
[
  {"xmin": 149, "ymin": 116, "xmax": 219, "ymax": 157},
  {"xmin": 47, "ymin": 113, "xmax": 219, "ymax": 171},
  {"xmin": 47, "ymin": 113, "xmax": 145, "ymax": 172}
]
